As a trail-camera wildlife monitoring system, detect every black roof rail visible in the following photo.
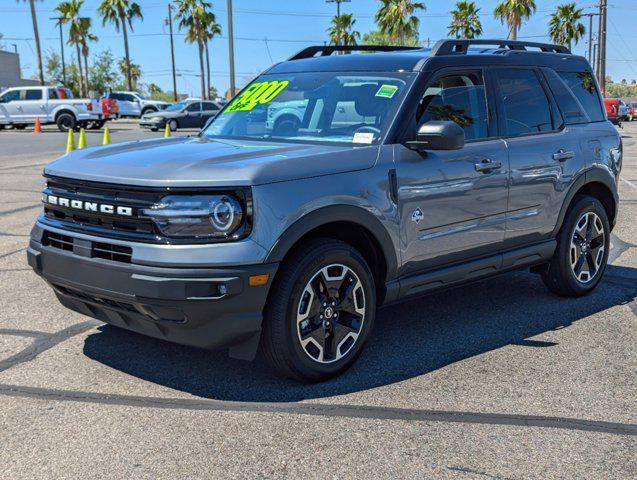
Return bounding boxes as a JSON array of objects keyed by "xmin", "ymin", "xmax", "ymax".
[
  {"xmin": 288, "ymin": 45, "xmax": 420, "ymax": 61},
  {"xmin": 431, "ymin": 39, "xmax": 571, "ymax": 56}
]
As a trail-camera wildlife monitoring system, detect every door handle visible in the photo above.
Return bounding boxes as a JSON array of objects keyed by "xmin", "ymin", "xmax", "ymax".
[
  {"xmin": 475, "ymin": 159, "xmax": 502, "ymax": 172},
  {"xmin": 553, "ymin": 149, "xmax": 575, "ymax": 161}
]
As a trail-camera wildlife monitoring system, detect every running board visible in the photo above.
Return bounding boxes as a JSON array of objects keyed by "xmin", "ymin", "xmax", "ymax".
[{"xmin": 396, "ymin": 240, "xmax": 556, "ymax": 300}]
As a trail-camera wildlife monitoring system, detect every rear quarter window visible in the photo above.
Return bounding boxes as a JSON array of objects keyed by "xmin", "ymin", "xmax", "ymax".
[
  {"xmin": 557, "ymin": 71, "xmax": 605, "ymax": 122},
  {"xmin": 542, "ymin": 68, "xmax": 588, "ymax": 124}
]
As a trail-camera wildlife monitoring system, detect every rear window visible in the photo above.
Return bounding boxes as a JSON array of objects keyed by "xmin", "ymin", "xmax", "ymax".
[
  {"xmin": 557, "ymin": 71, "xmax": 605, "ymax": 122},
  {"xmin": 24, "ymin": 89, "xmax": 42, "ymax": 100},
  {"xmin": 542, "ymin": 68, "xmax": 588, "ymax": 124},
  {"xmin": 495, "ymin": 69, "xmax": 554, "ymax": 136}
]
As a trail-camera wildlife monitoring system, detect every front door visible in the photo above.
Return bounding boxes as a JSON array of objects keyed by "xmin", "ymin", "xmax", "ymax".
[
  {"xmin": 183, "ymin": 102, "xmax": 202, "ymax": 128},
  {"xmin": 395, "ymin": 68, "xmax": 509, "ymax": 275}
]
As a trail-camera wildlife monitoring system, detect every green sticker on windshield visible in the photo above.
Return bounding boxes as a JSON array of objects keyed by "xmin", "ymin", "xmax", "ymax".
[
  {"xmin": 226, "ymin": 80, "xmax": 290, "ymax": 112},
  {"xmin": 376, "ymin": 84, "xmax": 398, "ymax": 98}
]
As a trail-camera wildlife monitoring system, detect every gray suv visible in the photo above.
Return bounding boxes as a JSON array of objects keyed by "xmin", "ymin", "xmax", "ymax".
[{"xmin": 28, "ymin": 40, "xmax": 622, "ymax": 381}]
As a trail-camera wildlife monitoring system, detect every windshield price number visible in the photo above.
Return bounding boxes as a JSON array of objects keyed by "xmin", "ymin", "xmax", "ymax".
[{"xmin": 226, "ymin": 80, "xmax": 290, "ymax": 112}]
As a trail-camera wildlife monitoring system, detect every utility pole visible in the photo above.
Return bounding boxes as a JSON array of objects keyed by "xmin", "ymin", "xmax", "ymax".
[
  {"xmin": 166, "ymin": 4, "xmax": 178, "ymax": 102},
  {"xmin": 227, "ymin": 0, "xmax": 236, "ymax": 99},
  {"xmin": 583, "ymin": 13, "xmax": 598, "ymax": 64},
  {"xmin": 326, "ymin": 0, "xmax": 351, "ymax": 46},
  {"xmin": 50, "ymin": 18, "xmax": 66, "ymax": 85},
  {"xmin": 596, "ymin": 0, "xmax": 608, "ymax": 95}
]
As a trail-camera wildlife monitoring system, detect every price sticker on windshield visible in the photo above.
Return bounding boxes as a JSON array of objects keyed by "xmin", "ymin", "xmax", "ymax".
[
  {"xmin": 226, "ymin": 80, "xmax": 290, "ymax": 112},
  {"xmin": 375, "ymin": 84, "xmax": 398, "ymax": 99}
]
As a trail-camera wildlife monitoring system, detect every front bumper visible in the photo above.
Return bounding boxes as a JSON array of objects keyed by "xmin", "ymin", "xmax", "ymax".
[
  {"xmin": 27, "ymin": 231, "xmax": 278, "ymax": 360},
  {"xmin": 139, "ymin": 118, "xmax": 164, "ymax": 129}
]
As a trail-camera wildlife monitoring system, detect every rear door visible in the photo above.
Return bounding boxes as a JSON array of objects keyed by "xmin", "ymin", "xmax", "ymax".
[
  {"xmin": 20, "ymin": 88, "xmax": 46, "ymax": 122},
  {"xmin": 200, "ymin": 102, "xmax": 220, "ymax": 127},
  {"xmin": 492, "ymin": 67, "xmax": 582, "ymax": 248},
  {"xmin": 395, "ymin": 68, "xmax": 509, "ymax": 274}
]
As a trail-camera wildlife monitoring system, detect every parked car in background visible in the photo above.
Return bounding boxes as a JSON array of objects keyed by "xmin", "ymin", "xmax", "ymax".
[
  {"xmin": 104, "ymin": 91, "xmax": 169, "ymax": 118},
  {"xmin": 0, "ymin": 86, "xmax": 102, "ymax": 131},
  {"xmin": 139, "ymin": 100, "xmax": 221, "ymax": 131},
  {"xmin": 604, "ymin": 98, "xmax": 622, "ymax": 125}
]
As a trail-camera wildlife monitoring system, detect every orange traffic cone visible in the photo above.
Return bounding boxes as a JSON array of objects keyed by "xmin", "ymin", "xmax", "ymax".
[{"xmin": 34, "ymin": 117, "xmax": 42, "ymax": 133}]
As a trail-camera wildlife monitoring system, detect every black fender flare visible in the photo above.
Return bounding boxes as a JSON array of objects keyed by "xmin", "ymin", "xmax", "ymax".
[
  {"xmin": 551, "ymin": 168, "xmax": 619, "ymax": 236},
  {"xmin": 265, "ymin": 204, "xmax": 399, "ymax": 281}
]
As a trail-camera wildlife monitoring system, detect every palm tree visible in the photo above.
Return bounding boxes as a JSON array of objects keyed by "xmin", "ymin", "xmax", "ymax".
[
  {"xmin": 174, "ymin": 0, "xmax": 212, "ymax": 100},
  {"xmin": 493, "ymin": 0, "xmax": 536, "ymax": 41},
  {"xmin": 328, "ymin": 13, "xmax": 360, "ymax": 46},
  {"xmin": 375, "ymin": 0, "xmax": 425, "ymax": 45},
  {"xmin": 98, "ymin": 0, "xmax": 143, "ymax": 92},
  {"xmin": 201, "ymin": 11, "xmax": 222, "ymax": 100},
  {"xmin": 548, "ymin": 3, "xmax": 585, "ymax": 51},
  {"xmin": 118, "ymin": 59, "xmax": 141, "ymax": 90},
  {"xmin": 79, "ymin": 17, "xmax": 98, "ymax": 94},
  {"xmin": 17, "ymin": 0, "xmax": 44, "ymax": 85},
  {"xmin": 55, "ymin": 1, "xmax": 87, "ymax": 96},
  {"xmin": 448, "ymin": 1, "xmax": 483, "ymax": 39}
]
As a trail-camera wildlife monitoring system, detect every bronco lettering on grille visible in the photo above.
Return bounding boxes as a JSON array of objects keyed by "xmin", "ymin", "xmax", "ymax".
[{"xmin": 44, "ymin": 194, "xmax": 134, "ymax": 217}]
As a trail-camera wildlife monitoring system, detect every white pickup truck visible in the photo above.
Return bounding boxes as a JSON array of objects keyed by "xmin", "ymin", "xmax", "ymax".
[{"xmin": 0, "ymin": 86, "xmax": 102, "ymax": 132}]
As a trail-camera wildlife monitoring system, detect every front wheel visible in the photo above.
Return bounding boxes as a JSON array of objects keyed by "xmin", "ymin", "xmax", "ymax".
[
  {"xmin": 56, "ymin": 113, "xmax": 77, "ymax": 132},
  {"xmin": 542, "ymin": 195, "xmax": 610, "ymax": 297},
  {"xmin": 261, "ymin": 239, "xmax": 376, "ymax": 382},
  {"xmin": 168, "ymin": 119, "xmax": 178, "ymax": 132}
]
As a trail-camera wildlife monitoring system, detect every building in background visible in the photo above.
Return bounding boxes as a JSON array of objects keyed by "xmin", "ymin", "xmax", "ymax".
[{"xmin": 0, "ymin": 50, "xmax": 40, "ymax": 91}]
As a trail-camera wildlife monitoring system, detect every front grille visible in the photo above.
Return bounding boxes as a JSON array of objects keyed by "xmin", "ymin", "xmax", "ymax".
[
  {"xmin": 42, "ymin": 177, "xmax": 162, "ymax": 242},
  {"xmin": 43, "ymin": 231, "xmax": 132, "ymax": 264}
]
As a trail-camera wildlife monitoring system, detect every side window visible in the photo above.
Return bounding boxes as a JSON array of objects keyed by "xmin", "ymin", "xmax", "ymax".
[
  {"xmin": 48, "ymin": 88, "xmax": 59, "ymax": 100},
  {"xmin": 186, "ymin": 103, "xmax": 201, "ymax": 112},
  {"xmin": 495, "ymin": 69, "xmax": 554, "ymax": 136},
  {"xmin": 417, "ymin": 71, "xmax": 489, "ymax": 141},
  {"xmin": 202, "ymin": 102, "xmax": 218, "ymax": 111},
  {"xmin": 542, "ymin": 68, "xmax": 588, "ymax": 125},
  {"xmin": 558, "ymin": 71, "xmax": 605, "ymax": 122},
  {"xmin": 1, "ymin": 90, "xmax": 20, "ymax": 102},
  {"xmin": 25, "ymin": 89, "xmax": 43, "ymax": 101}
]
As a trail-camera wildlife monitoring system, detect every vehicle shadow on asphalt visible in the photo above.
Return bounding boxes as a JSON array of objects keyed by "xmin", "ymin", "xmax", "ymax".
[{"xmin": 82, "ymin": 265, "xmax": 637, "ymax": 402}]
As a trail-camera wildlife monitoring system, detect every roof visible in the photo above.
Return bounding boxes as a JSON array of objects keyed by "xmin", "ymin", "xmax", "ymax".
[{"xmin": 267, "ymin": 40, "xmax": 591, "ymax": 75}]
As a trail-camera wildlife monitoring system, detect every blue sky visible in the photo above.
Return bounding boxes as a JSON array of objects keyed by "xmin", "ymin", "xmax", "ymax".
[{"xmin": 1, "ymin": 0, "xmax": 636, "ymax": 96}]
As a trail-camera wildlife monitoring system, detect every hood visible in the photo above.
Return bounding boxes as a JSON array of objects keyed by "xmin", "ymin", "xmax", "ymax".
[{"xmin": 44, "ymin": 137, "xmax": 379, "ymax": 187}]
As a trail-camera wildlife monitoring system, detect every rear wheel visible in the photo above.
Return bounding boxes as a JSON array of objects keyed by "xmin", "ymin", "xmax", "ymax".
[
  {"xmin": 261, "ymin": 239, "xmax": 376, "ymax": 382},
  {"xmin": 56, "ymin": 113, "xmax": 77, "ymax": 132},
  {"xmin": 542, "ymin": 195, "xmax": 610, "ymax": 297},
  {"xmin": 13, "ymin": 124, "xmax": 27, "ymax": 130}
]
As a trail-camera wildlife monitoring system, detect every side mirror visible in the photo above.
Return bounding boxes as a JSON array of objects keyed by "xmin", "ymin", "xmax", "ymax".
[{"xmin": 406, "ymin": 121, "xmax": 465, "ymax": 151}]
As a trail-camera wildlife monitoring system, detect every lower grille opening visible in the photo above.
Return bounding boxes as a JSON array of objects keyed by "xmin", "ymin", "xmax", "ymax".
[
  {"xmin": 92, "ymin": 241, "xmax": 133, "ymax": 264},
  {"xmin": 43, "ymin": 231, "xmax": 73, "ymax": 251}
]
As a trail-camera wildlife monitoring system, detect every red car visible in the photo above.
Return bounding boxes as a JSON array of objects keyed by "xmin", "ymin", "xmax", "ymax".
[
  {"xmin": 629, "ymin": 102, "xmax": 636, "ymax": 122},
  {"xmin": 604, "ymin": 99, "xmax": 621, "ymax": 125}
]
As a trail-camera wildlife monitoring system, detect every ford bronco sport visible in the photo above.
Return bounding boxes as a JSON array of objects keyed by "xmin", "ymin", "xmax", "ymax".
[{"xmin": 28, "ymin": 40, "xmax": 622, "ymax": 382}]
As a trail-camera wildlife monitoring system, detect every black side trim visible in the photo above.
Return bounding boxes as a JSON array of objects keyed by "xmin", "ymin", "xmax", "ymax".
[{"xmin": 395, "ymin": 240, "xmax": 556, "ymax": 301}]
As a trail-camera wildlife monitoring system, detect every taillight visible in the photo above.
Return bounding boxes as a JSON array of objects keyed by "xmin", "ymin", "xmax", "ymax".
[{"xmin": 86, "ymin": 102, "xmax": 93, "ymax": 111}]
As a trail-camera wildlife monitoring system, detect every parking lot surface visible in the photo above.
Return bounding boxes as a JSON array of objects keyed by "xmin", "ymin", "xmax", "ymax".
[{"xmin": 0, "ymin": 120, "xmax": 635, "ymax": 478}]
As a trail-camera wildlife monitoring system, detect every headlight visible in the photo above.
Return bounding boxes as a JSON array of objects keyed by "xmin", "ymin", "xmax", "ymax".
[
  {"xmin": 151, "ymin": 116, "xmax": 163, "ymax": 121},
  {"xmin": 142, "ymin": 195, "xmax": 245, "ymax": 239}
]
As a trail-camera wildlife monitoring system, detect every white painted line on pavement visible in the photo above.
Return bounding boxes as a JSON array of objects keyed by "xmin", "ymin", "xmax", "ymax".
[{"xmin": 621, "ymin": 178, "xmax": 637, "ymax": 190}]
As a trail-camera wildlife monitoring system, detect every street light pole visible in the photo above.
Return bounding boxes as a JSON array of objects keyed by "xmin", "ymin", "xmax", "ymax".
[
  {"xmin": 166, "ymin": 4, "xmax": 178, "ymax": 102},
  {"xmin": 583, "ymin": 13, "xmax": 598, "ymax": 64},
  {"xmin": 326, "ymin": 0, "xmax": 351, "ymax": 47},
  {"xmin": 227, "ymin": 0, "xmax": 236, "ymax": 99},
  {"xmin": 50, "ymin": 17, "xmax": 66, "ymax": 85}
]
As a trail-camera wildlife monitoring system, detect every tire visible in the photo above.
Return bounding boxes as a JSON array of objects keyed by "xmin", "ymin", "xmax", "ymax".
[
  {"xmin": 88, "ymin": 120, "xmax": 105, "ymax": 130},
  {"xmin": 542, "ymin": 195, "xmax": 610, "ymax": 297},
  {"xmin": 272, "ymin": 115, "xmax": 300, "ymax": 136},
  {"xmin": 168, "ymin": 119, "xmax": 178, "ymax": 132},
  {"xmin": 56, "ymin": 113, "xmax": 77, "ymax": 132},
  {"xmin": 13, "ymin": 124, "xmax": 27, "ymax": 130},
  {"xmin": 260, "ymin": 238, "xmax": 376, "ymax": 382},
  {"xmin": 150, "ymin": 127, "xmax": 158, "ymax": 132}
]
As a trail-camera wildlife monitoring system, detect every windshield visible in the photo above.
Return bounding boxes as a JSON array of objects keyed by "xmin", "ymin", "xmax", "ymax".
[
  {"xmin": 166, "ymin": 102, "xmax": 186, "ymax": 112},
  {"xmin": 201, "ymin": 71, "xmax": 415, "ymax": 145}
]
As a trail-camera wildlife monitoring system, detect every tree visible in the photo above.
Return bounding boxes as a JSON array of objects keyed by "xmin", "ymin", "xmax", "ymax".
[
  {"xmin": 201, "ymin": 10, "xmax": 221, "ymax": 101},
  {"xmin": 89, "ymin": 49, "xmax": 121, "ymax": 93},
  {"xmin": 174, "ymin": 0, "xmax": 213, "ymax": 100},
  {"xmin": 55, "ymin": 1, "xmax": 88, "ymax": 97},
  {"xmin": 79, "ymin": 17, "xmax": 98, "ymax": 95},
  {"xmin": 17, "ymin": 0, "xmax": 44, "ymax": 85},
  {"xmin": 118, "ymin": 58, "xmax": 141, "ymax": 90},
  {"xmin": 375, "ymin": 0, "xmax": 425, "ymax": 45},
  {"xmin": 98, "ymin": 0, "xmax": 143, "ymax": 91},
  {"xmin": 328, "ymin": 13, "xmax": 360, "ymax": 46},
  {"xmin": 493, "ymin": 0, "xmax": 536, "ymax": 41},
  {"xmin": 448, "ymin": 1, "xmax": 482, "ymax": 39},
  {"xmin": 548, "ymin": 3, "xmax": 585, "ymax": 51},
  {"xmin": 361, "ymin": 29, "xmax": 420, "ymax": 47}
]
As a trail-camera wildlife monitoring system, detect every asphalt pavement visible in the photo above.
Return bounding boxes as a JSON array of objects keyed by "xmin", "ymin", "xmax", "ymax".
[{"xmin": 0, "ymin": 119, "xmax": 635, "ymax": 479}]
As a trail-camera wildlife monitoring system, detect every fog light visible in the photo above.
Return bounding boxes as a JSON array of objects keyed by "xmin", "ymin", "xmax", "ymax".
[
  {"xmin": 218, "ymin": 284, "xmax": 228, "ymax": 295},
  {"xmin": 249, "ymin": 274, "xmax": 269, "ymax": 287}
]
